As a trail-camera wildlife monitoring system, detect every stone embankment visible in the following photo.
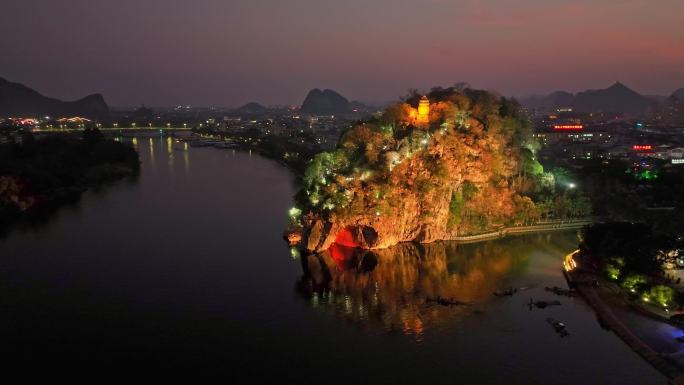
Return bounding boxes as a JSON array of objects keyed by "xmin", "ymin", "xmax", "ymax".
[
  {"xmin": 297, "ymin": 218, "xmax": 592, "ymax": 252},
  {"xmin": 449, "ymin": 219, "xmax": 592, "ymax": 243}
]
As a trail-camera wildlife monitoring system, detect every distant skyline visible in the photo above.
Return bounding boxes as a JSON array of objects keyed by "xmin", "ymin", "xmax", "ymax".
[{"xmin": 2, "ymin": 0, "xmax": 683, "ymax": 107}]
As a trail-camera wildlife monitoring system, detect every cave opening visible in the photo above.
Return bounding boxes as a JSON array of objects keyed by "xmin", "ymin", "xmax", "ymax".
[
  {"xmin": 334, "ymin": 226, "xmax": 361, "ymax": 248},
  {"xmin": 333, "ymin": 225, "xmax": 379, "ymax": 249}
]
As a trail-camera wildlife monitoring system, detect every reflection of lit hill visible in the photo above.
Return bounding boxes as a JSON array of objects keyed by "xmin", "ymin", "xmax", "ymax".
[{"xmin": 296, "ymin": 237, "xmax": 539, "ymax": 337}]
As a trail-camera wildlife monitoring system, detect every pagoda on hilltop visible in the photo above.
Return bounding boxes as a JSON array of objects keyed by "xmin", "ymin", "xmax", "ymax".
[{"xmin": 417, "ymin": 95, "xmax": 430, "ymax": 124}]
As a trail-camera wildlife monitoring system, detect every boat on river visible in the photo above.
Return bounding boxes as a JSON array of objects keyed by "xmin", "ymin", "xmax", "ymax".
[
  {"xmin": 189, "ymin": 140, "xmax": 217, "ymax": 147},
  {"xmin": 493, "ymin": 287, "xmax": 518, "ymax": 297},
  {"xmin": 544, "ymin": 286, "xmax": 577, "ymax": 297},
  {"xmin": 426, "ymin": 296, "xmax": 474, "ymax": 307},
  {"xmin": 547, "ymin": 317, "xmax": 570, "ymax": 337},
  {"xmin": 214, "ymin": 142, "xmax": 237, "ymax": 149},
  {"xmin": 528, "ymin": 298, "xmax": 561, "ymax": 310}
]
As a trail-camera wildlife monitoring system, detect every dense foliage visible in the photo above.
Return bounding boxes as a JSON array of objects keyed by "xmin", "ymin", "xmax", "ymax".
[
  {"xmin": 582, "ymin": 222, "xmax": 683, "ymax": 275},
  {"xmin": 294, "ymin": 86, "xmax": 591, "ymax": 234},
  {"xmin": 581, "ymin": 222, "xmax": 683, "ymax": 308},
  {"xmin": 192, "ymin": 126, "xmax": 319, "ymax": 173},
  {"xmin": 0, "ymin": 130, "xmax": 139, "ymax": 228}
]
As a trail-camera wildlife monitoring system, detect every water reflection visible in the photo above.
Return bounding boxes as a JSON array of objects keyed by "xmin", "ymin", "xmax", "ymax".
[
  {"xmin": 297, "ymin": 235, "xmax": 572, "ymax": 338},
  {"xmin": 0, "ymin": 142, "xmax": 663, "ymax": 383},
  {"xmin": 183, "ymin": 142, "xmax": 190, "ymax": 173},
  {"xmin": 148, "ymin": 137, "xmax": 155, "ymax": 168},
  {"xmin": 166, "ymin": 137, "xmax": 174, "ymax": 167}
]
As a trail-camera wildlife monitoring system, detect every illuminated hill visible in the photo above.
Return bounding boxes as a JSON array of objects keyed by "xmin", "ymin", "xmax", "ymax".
[{"xmin": 290, "ymin": 86, "xmax": 573, "ymax": 252}]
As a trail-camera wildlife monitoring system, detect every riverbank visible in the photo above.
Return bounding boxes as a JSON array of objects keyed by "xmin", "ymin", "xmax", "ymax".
[
  {"xmin": 242, "ymin": 142, "xmax": 310, "ymax": 176},
  {"xmin": 0, "ymin": 132, "xmax": 139, "ymax": 233},
  {"xmin": 287, "ymin": 219, "xmax": 592, "ymax": 251},
  {"xmin": 566, "ymin": 254, "xmax": 684, "ymax": 383},
  {"xmin": 0, "ymin": 140, "xmax": 662, "ymax": 384},
  {"xmin": 190, "ymin": 131, "xmax": 320, "ymax": 176}
]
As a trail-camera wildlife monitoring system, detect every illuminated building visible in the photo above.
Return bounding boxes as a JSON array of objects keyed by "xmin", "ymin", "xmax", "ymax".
[
  {"xmin": 632, "ymin": 145, "xmax": 653, "ymax": 151},
  {"xmin": 632, "ymin": 144, "xmax": 656, "ymax": 159},
  {"xmin": 417, "ymin": 96, "xmax": 429, "ymax": 124},
  {"xmin": 8, "ymin": 118, "xmax": 39, "ymax": 126},
  {"xmin": 57, "ymin": 117, "xmax": 91, "ymax": 124}
]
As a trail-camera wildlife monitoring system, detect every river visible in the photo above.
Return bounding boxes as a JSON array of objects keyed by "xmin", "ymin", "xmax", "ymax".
[{"xmin": 0, "ymin": 136, "xmax": 666, "ymax": 384}]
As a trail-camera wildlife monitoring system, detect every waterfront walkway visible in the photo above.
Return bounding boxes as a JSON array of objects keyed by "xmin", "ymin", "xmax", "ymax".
[
  {"xmin": 568, "ymin": 268, "xmax": 684, "ymax": 383},
  {"xmin": 453, "ymin": 219, "xmax": 592, "ymax": 243}
]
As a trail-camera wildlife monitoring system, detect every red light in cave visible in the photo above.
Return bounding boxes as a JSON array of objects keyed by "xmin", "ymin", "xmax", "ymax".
[{"xmin": 334, "ymin": 227, "xmax": 360, "ymax": 248}]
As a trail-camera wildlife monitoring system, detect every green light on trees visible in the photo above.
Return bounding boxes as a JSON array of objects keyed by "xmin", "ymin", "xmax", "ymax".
[{"xmin": 649, "ymin": 285, "xmax": 675, "ymax": 308}]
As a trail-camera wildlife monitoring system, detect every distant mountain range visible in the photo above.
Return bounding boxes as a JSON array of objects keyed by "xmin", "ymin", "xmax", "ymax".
[
  {"xmin": 672, "ymin": 87, "xmax": 684, "ymax": 100},
  {"xmin": 235, "ymin": 102, "xmax": 268, "ymax": 114},
  {"xmin": 521, "ymin": 82, "xmax": 683, "ymax": 115},
  {"xmin": 522, "ymin": 91, "xmax": 574, "ymax": 110},
  {"xmin": 573, "ymin": 82, "xmax": 650, "ymax": 114},
  {"xmin": 0, "ymin": 77, "xmax": 110, "ymax": 121},
  {"xmin": 4, "ymin": 76, "xmax": 681, "ymax": 120},
  {"xmin": 300, "ymin": 88, "xmax": 351, "ymax": 115}
]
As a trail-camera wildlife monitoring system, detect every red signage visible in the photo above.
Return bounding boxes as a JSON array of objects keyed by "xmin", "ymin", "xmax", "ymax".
[
  {"xmin": 553, "ymin": 124, "xmax": 583, "ymax": 131},
  {"xmin": 633, "ymin": 145, "xmax": 653, "ymax": 151}
]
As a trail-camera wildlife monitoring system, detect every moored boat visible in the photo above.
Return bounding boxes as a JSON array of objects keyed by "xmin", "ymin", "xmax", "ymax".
[{"xmin": 547, "ymin": 317, "xmax": 569, "ymax": 337}]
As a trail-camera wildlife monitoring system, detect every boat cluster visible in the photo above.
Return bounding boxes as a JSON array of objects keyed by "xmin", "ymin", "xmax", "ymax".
[
  {"xmin": 177, "ymin": 137, "xmax": 238, "ymax": 149},
  {"xmin": 528, "ymin": 298, "xmax": 561, "ymax": 310},
  {"xmin": 491, "ymin": 284, "xmax": 574, "ymax": 338},
  {"xmin": 493, "ymin": 287, "xmax": 519, "ymax": 297},
  {"xmin": 544, "ymin": 286, "xmax": 577, "ymax": 297}
]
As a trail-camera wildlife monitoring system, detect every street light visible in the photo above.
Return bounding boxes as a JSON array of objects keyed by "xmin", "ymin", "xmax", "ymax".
[{"xmin": 568, "ymin": 183, "xmax": 576, "ymax": 189}]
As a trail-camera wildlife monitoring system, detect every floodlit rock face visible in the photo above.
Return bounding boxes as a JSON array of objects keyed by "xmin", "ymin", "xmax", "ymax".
[{"xmin": 294, "ymin": 87, "xmax": 543, "ymax": 252}]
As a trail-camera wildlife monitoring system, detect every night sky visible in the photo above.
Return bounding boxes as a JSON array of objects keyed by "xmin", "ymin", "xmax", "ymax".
[{"xmin": 2, "ymin": 0, "xmax": 683, "ymax": 107}]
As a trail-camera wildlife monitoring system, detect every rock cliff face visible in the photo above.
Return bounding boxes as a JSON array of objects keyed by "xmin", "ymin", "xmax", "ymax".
[{"xmin": 293, "ymin": 87, "xmax": 540, "ymax": 252}]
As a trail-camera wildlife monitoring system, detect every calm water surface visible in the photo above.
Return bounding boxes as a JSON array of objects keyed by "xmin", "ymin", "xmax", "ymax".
[{"xmin": 0, "ymin": 137, "xmax": 665, "ymax": 383}]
